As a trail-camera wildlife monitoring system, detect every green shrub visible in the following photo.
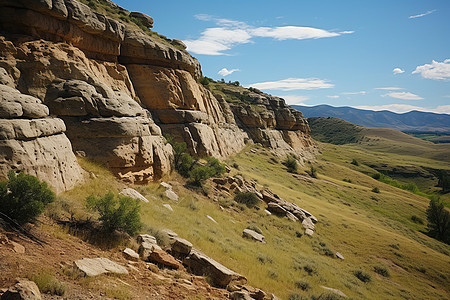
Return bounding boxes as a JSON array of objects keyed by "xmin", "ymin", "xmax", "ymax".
[
  {"xmin": 308, "ymin": 166, "xmax": 318, "ymax": 178},
  {"xmin": 350, "ymin": 159, "xmax": 359, "ymax": 166},
  {"xmin": 374, "ymin": 265, "xmax": 390, "ymax": 277},
  {"xmin": 311, "ymin": 293, "xmax": 344, "ymax": 300},
  {"xmin": 426, "ymin": 195, "xmax": 450, "ymax": 243},
  {"xmin": 353, "ymin": 270, "xmax": 371, "ymax": 282},
  {"xmin": 289, "ymin": 293, "xmax": 308, "ymax": 300},
  {"xmin": 295, "ymin": 280, "xmax": 311, "ymax": 291},
  {"xmin": 29, "ymin": 269, "xmax": 66, "ymax": 296},
  {"xmin": 86, "ymin": 192, "xmax": 142, "ymax": 236},
  {"xmin": 205, "ymin": 156, "xmax": 226, "ymax": 177},
  {"xmin": 411, "ymin": 215, "xmax": 424, "ymax": 224},
  {"xmin": 235, "ymin": 192, "xmax": 260, "ymax": 208},
  {"xmin": 0, "ymin": 171, "xmax": 55, "ymax": 224},
  {"xmin": 188, "ymin": 166, "xmax": 213, "ymax": 186},
  {"xmin": 283, "ymin": 156, "xmax": 298, "ymax": 173},
  {"xmin": 303, "ymin": 264, "xmax": 317, "ymax": 276},
  {"xmin": 372, "ymin": 187, "xmax": 380, "ymax": 193}
]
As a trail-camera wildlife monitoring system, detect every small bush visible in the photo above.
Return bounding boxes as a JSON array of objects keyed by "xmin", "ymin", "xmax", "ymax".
[
  {"xmin": 0, "ymin": 171, "xmax": 55, "ymax": 224},
  {"xmin": 372, "ymin": 173, "xmax": 381, "ymax": 180},
  {"xmin": 353, "ymin": 270, "xmax": 371, "ymax": 282},
  {"xmin": 350, "ymin": 159, "xmax": 359, "ymax": 166},
  {"xmin": 303, "ymin": 264, "xmax": 317, "ymax": 276},
  {"xmin": 188, "ymin": 166, "xmax": 213, "ymax": 186},
  {"xmin": 311, "ymin": 293, "xmax": 344, "ymax": 300},
  {"xmin": 372, "ymin": 187, "xmax": 380, "ymax": 193},
  {"xmin": 235, "ymin": 192, "xmax": 259, "ymax": 208},
  {"xmin": 343, "ymin": 178, "xmax": 352, "ymax": 183},
  {"xmin": 232, "ymin": 162, "xmax": 239, "ymax": 169},
  {"xmin": 283, "ymin": 156, "xmax": 298, "ymax": 173},
  {"xmin": 246, "ymin": 224, "xmax": 263, "ymax": 234},
  {"xmin": 86, "ymin": 192, "xmax": 142, "ymax": 236},
  {"xmin": 267, "ymin": 269, "xmax": 278, "ymax": 279},
  {"xmin": 308, "ymin": 166, "xmax": 318, "ymax": 178},
  {"xmin": 411, "ymin": 215, "xmax": 424, "ymax": 224},
  {"xmin": 295, "ymin": 280, "xmax": 311, "ymax": 291},
  {"xmin": 374, "ymin": 265, "xmax": 390, "ymax": 277},
  {"xmin": 29, "ymin": 270, "xmax": 66, "ymax": 296},
  {"xmin": 257, "ymin": 254, "xmax": 273, "ymax": 264}
]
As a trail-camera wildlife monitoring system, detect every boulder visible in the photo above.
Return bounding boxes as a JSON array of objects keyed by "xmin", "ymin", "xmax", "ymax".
[
  {"xmin": 229, "ymin": 291, "xmax": 253, "ymax": 300},
  {"xmin": 129, "ymin": 12, "xmax": 153, "ymax": 28},
  {"xmin": 163, "ymin": 204, "xmax": 173, "ymax": 211},
  {"xmin": 137, "ymin": 234, "xmax": 157, "ymax": 245},
  {"xmin": 320, "ymin": 286, "xmax": 348, "ymax": 298},
  {"xmin": 160, "ymin": 181, "xmax": 172, "ymax": 190},
  {"xmin": 171, "ymin": 237, "xmax": 193, "ymax": 256},
  {"xmin": 336, "ymin": 252, "xmax": 345, "ymax": 260},
  {"xmin": 184, "ymin": 249, "xmax": 246, "ymax": 287},
  {"xmin": 302, "ymin": 218, "xmax": 315, "ymax": 231},
  {"xmin": 123, "ymin": 248, "xmax": 139, "ymax": 261},
  {"xmin": 119, "ymin": 188, "xmax": 149, "ymax": 203},
  {"xmin": 286, "ymin": 212, "xmax": 299, "ymax": 222},
  {"xmin": 1, "ymin": 279, "xmax": 41, "ymax": 300},
  {"xmin": 164, "ymin": 189, "xmax": 179, "ymax": 201},
  {"xmin": 267, "ymin": 202, "xmax": 287, "ymax": 215},
  {"xmin": 242, "ymin": 229, "xmax": 265, "ymax": 243},
  {"xmin": 74, "ymin": 257, "xmax": 128, "ymax": 277},
  {"xmin": 304, "ymin": 229, "xmax": 314, "ymax": 236},
  {"xmin": 148, "ymin": 249, "xmax": 182, "ymax": 269}
]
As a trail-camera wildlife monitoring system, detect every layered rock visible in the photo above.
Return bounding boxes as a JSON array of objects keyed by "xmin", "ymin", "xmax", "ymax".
[{"xmin": 0, "ymin": 82, "xmax": 83, "ymax": 193}]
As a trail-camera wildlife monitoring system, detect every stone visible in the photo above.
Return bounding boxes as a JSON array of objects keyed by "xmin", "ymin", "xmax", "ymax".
[
  {"xmin": 10, "ymin": 241, "xmax": 25, "ymax": 254},
  {"xmin": 148, "ymin": 249, "xmax": 182, "ymax": 269},
  {"xmin": 160, "ymin": 181, "xmax": 172, "ymax": 190},
  {"xmin": 229, "ymin": 291, "xmax": 253, "ymax": 300},
  {"xmin": 129, "ymin": 12, "xmax": 153, "ymax": 28},
  {"xmin": 119, "ymin": 188, "xmax": 149, "ymax": 203},
  {"xmin": 164, "ymin": 189, "xmax": 179, "ymax": 201},
  {"xmin": 207, "ymin": 215, "xmax": 217, "ymax": 224},
  {"xmin": 138, "ymin": 241, "xmax": 162, "ymax": 260},
  {"xmin": 264, "ymin": 209, "xmax": 272, "ymax": 216},
  {"xmin": 1, "ymin": 279, "xmax": 41, "ymax": 300},
  {"xmin": 302, "ymin": 218, "xmax": 315, "ymax": 231},
  {"xmin": 304, "ymin": 229, "xmax": 314, "ymax": 236},
  {"xmin": 163, "ymin": 204, "xmax": 173, "ymax": 212},
  {"xmin": 123, "ymin": 248, "xmax": 139, "ymax": 261},
  {"xmin": 242, "ymin": 229, "xmax": 265, "ymax": 243},
  {"xmin": 171, "ymin": 237, "xmax": 193, "ymax": 255},
  {"xmin": 74, "ymin": 258, "xmax": 128, "ymax": 277},
  {"xmin": 183, "ymin": 249, "xmax": 247, "ymax": 287},
  {"xmin": 286, "ymin": 212, "xmax": 299, "ymax": 222},
  {"xmin": 320, "ymin": 286, "xmax": 347, "ymax": 298},
  {"xmin": 161, "ymin": 229, "xmax": 178, "ymax": 238},
  {"xmin": 336, "ymin": 252, "xmax": 345, "ymax": 260},
  {"xmin": 267, "ymin": 202, "xmax": 287, "ymax": 215},
  {"xmin": 137, "ymin": 234, "xmax": 157, "ymax": 245}
]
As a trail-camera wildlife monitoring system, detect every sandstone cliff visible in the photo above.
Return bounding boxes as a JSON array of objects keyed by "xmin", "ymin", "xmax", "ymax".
[{"xmin": 0, "ymin": 0, "xmax": 315, "ymax": 191}]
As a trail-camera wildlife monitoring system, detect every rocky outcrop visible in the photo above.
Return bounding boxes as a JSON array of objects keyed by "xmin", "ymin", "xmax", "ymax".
[
  {"xmin": 0, "ymin": 83, "xmax": 83, "ymax": 193},
  {"xmin": 217, "ymin": 86, "xmax": 316, "ymax": 162},
  {"xmin": 73, "ymin": 257, "xmax": 128, "ymax": 277},
  {"xmin": 0, "ymin": 0, "xmax": 315, "ymax": 186},
  {"xmin": 1, "ymin": 279, "xmax": 42, "ymax": 300}
]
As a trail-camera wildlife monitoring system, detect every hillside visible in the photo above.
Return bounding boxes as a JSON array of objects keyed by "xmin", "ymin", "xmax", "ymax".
[{"xmin": 293, "ymin": 104, "xmax": 450, "ymax": 133}]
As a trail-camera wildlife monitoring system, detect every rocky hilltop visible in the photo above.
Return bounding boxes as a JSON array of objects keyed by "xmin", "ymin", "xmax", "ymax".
[{"xmin": 0, "ymin": 0, "xmax": 315, "ymax": 192}]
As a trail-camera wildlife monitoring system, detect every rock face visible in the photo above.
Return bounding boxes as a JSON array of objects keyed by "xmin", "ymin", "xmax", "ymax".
[
  {"xmin": 0, "ymin": 83, "xmax": 83, "ymax": 193},
  {"xmin": 1, "ymin": 279, "xmax": 42, "ymax": 300},
  {"xmin": 0, "ymin": 0, "xmax": 315, "ymax": 186}
]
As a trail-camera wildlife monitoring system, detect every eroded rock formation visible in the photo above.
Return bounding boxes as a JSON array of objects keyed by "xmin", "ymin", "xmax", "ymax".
[{"xmin": 0, "ymin": 0, "xmax": 316, "ymax": 189}]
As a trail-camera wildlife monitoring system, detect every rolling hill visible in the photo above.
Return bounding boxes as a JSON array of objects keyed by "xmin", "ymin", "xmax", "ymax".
[{"xmin": 292, "ymin": 104, "xmax": 450, "ymax": 133}]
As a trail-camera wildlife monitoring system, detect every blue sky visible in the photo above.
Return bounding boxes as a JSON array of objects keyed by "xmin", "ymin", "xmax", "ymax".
[{"xmin": 115, "ymin": 0, "xmax": 450, "ymax": 114}]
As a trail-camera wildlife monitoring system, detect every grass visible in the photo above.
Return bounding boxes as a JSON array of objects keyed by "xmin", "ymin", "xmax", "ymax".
[
  {"xmin": 57, "ymin": 140, "xmax": 450, "ymax": 299},
  {"xmin": 28, "ymin": 269, "xmax": 66, "ymax": 296}
]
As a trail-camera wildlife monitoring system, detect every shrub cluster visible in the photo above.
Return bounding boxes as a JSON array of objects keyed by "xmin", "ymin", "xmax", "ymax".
[
  {"xmin": 86, "ymin": 192, "xmax": 142, "ymax": 236},
  {"xmin": 283, "ymin": 156, "xmax": 298, "ymax": 173},
  {"xmin": 426, "ymin": 195, "xmax": 449, "ymax": 244},
  {"xmin": 166, "ymin": 135, "xmax": 225, "ymax": 186},
  {"xmin": 235, "ymin": 192, "xmax": 260, "ymax": 208},
  {"xmin": 0, "ymin": 171, "xmax": 55, "ymax": 224}
]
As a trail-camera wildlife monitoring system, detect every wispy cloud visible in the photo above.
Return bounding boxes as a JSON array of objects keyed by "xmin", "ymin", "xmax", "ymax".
[
  {"xmin": 280, "ymin": 95, "xmax": 310, "ymax": 105},
  {"xmin": 374, "ymin": 87, "xmax": 404, "ymax": 91},
  {"xmin": 393, "ymin": 67, "xmax": 405, "ymax": 75},
  {"xmin": 184, "ymin": 15, "xmax": 353, "ymax": 55},
  {"xmin": 412, "ymin": 59, "xmax": 450, "ymax": 80},
  {"xmin": 355, "ymin": 104, "xmax": 450, "ymax": 114},
  {"xmin": 247, "ymin": 78, "xmax": 334, "ymax": 91},
  {"xmin": 409, "ymin": 9, "xmax": 436, "ymax": 19},
  {"xmin": 342, "ymin": 91, "xmax": 366, "ymax": 95},
  {"xmin": 383, "ymin": 91, "xmax": 423, "ymax": 100},
  {"xmin": 327, "ymin": 95, "xmax": 340, "ymax": 99},
  {"xmin": 218, "ymin": 68, "xmax": 240, "ymax": 77}
]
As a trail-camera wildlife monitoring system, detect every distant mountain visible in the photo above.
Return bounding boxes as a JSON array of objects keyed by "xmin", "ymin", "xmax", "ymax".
[{"xmin": 292, "ymin": 105, "xmax": 450, "ymax": 133}]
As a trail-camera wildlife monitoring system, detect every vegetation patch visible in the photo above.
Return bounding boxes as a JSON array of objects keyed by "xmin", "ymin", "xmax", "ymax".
[{"xmin": 353, "ymin": 270, "xmax": 371, "ymax": 282}]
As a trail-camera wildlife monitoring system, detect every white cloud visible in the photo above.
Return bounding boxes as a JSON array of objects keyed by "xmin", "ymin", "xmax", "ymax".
[
  {"xmin": 218, "ymin": 68, "xmax": 240, "ymax": 77},
  {"xmin": 327, "ymin": 95, "xmax": 340, "ymax": 98},
  {"xmin": 375, "ymin": 87, "xmax": 404, "ymax": 90},
  {"xmin": 409, "ymin": 9, "xmax": 436, "ymax": 19},
  {"xmin": 247, "ymin": 78, "xmax": 334, "ymax": 91},
  {"xmin": 279, "ymin": 95, "xmax": 310, "ymax": 105},
  {"xmin": 354, "ymin": 104, "xmax": 450, "ymax": 114},
  {"xmin": 383, "ymin": 91, "xmax": 423, "ymax": 100},
  {"xmin": 342, "ymin": 91, "xmax": 366, "ymax": 95},
  {"xmin": 412, "ymin": 59, "xmax": 450, "ymax": 80},
  {"xmin": 393, "ymin": 68, "xmax": 405, "ymax": 75},
  {"xmin": 185, "ymin": 15, "xmax": 353, "ymax": 55}
]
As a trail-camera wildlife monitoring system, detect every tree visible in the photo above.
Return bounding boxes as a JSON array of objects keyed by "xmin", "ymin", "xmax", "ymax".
[
  {"xmin": 86, "ymin": 192, "xmax": 142, "ymax": 236},
  {"xmin": 0, "ymin": 171, "xmax": 55, "ymax": 224},
  {"xmin": 426, "ymin": 196, "xmax": 450, "ymax": 244}
]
